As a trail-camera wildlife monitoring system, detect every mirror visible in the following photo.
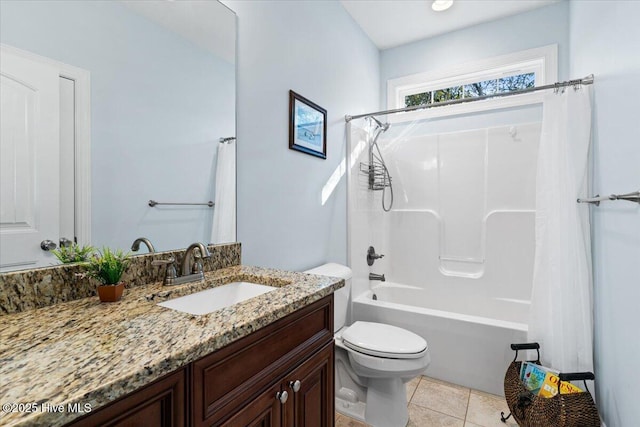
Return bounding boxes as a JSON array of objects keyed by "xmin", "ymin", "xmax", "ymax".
[{"xmin": 0, "ymin": 0, "xmax": 236, "ymax": 271}]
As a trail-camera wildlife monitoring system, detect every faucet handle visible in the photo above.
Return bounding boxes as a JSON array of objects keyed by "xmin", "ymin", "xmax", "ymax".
[
  {"xmin": 367, "ymin": 246, "xmax": 385, "ymax": 266},
  {"xmin": 151, "ymin": 257, "xmax": 175, "ymax": 266},
  {"xmin": 192, "ymin": 254, "xmax": 204, "ymax": 274},
  {"xmin": 152, "ymin": 257, "xmax": 177, "ymax": 283}
]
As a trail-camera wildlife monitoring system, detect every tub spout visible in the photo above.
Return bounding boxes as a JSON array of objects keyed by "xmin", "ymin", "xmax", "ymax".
[{"xmin": 369, "ymin": 273, "xmax": 385, "ymax": 282}]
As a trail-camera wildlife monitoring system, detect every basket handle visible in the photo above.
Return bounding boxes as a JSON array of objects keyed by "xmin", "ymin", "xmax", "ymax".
[
  {"xmin": 510, "ymin": 342, "xmax": 540, "ymax": 363},
  {"xmin": 559, "ymin": 372, "xmax": 595, "ymax": 382},
  {"xmin": 559, "ymin": 372, "xmax": 595, "ymax": 394}
]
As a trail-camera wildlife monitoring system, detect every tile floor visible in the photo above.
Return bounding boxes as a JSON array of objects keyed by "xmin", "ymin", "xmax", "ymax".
[{"xmin": 335, "ymin": 376, "xmax": 518, "ymax": 427}]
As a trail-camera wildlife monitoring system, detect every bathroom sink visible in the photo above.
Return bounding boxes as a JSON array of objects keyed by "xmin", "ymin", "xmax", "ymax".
[{"xmin": 158, "ymin": 282, "xmax": 277, "ymax": 315}]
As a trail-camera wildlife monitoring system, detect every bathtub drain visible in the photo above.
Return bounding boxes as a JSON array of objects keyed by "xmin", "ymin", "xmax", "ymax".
[{"xmin": 372, "ymin": 293, "xmax": 377, "ymax": 300}]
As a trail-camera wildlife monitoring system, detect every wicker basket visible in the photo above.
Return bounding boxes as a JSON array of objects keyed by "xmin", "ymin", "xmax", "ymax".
[{"xmin": 502, "ymin": 343, "xmax": 600, "ymax": 427}]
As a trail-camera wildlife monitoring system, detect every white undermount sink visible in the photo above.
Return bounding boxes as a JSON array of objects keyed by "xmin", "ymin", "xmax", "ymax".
[{"xmin": 157, "ymin": 282, "xmax": 277, "ymax": 315}]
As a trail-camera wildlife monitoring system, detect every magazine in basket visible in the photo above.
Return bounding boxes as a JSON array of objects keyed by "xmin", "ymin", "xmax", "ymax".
[{"xmin": 520, "ymin": 362, "xmax": 583, "ymax": 397}]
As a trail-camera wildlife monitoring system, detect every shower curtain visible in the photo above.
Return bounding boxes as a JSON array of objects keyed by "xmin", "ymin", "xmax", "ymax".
[
  {"xmin": 211, "ymin": 141, "xmax": 236, "ymax": 244},
  {"xmin": 528, "ymin": 86, "xmax": 593, "ymax": 373}
]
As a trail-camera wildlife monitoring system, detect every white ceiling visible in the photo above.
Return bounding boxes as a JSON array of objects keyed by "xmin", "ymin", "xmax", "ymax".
[
  {"xmin": 119, "ymin": 0, "xmax": 236, "ymax": 64},
  {"xmin": 340, "ymin": 0, "xmax": 560, "ymax": 50}
]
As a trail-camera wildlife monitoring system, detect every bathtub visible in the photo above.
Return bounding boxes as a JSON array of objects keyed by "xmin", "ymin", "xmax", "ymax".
[{"xmin": 351, "ymin": 282, "xmax": 528, "ymax": 396}]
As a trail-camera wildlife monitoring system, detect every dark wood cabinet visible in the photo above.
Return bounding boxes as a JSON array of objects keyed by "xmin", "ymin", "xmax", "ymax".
[
  {"xmin": 68, "ymin": 368, "xmax": 187, "ymax": 427},
  {"xmin": 283, "ymin": 342, "xmax": 333, "ymax": 427},
  {"xmin": 66, "ymin": 295, "xmax": 334, "ymax": 427},
  {"xmin": 192, "ymin": 295, "xmax": 334, "ymax": 427},
  {"xmin": 220, "ymin": 382, "xmax": 282, "ymax": 427}
]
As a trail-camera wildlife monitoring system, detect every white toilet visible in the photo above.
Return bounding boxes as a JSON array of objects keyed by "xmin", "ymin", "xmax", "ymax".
[{"xmin": 305, "ymin": 263, "xmax": 430, "ymax": 427}]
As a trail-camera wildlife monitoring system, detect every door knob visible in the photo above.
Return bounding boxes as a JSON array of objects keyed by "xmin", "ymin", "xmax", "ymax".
[
  {"xmin": 59, "ymin": 237, "xmax": 73, "ymax": 248},
  {"xmin": 41, "ymin": 240, "xmax": 57, "ymax": 251},
  {"xmin": 275, "ymin": 390, "xmax": 288, "ymax": 404},
  {"xmin": 289, "ymin": 380, "xmax": 301, "ymax": 393}
]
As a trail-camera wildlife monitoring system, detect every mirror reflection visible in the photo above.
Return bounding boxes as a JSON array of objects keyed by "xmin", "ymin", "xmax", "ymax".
[{"xmin": 0, "ymin": 0, "xmax": 236, "ymax": 272}]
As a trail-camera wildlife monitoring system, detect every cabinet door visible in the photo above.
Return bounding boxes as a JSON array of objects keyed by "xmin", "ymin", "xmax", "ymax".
[
  {"xmin": 220, "ymin": 382, "xmax": 282, "ymax": 427},
  {"xmin": 191, "ymin": 295, "xmax": 333, "ymax": 427},
  {"xmin": 284, "ymin": 342, "xmax": 334, "ymax": 427},
  {"xmin": 67, "ymin": 369, "xmax": 186, "ymax": 427}
]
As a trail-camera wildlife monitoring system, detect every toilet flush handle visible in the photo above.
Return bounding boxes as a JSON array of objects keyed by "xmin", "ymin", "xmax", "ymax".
[{"xmin": 289, "ymin": 380, "xmax": 301, "ymax": 393}]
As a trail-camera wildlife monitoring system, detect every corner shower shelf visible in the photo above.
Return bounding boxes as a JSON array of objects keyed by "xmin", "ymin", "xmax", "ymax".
[{"xmin": 360, "ymin": 162, "xmax": 392, "ymax": 191}]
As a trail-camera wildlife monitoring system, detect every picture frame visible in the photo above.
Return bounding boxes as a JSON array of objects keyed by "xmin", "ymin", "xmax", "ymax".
[{"xmin": 289, "ymin": 90, "xmax": 327, "ymax": 159}]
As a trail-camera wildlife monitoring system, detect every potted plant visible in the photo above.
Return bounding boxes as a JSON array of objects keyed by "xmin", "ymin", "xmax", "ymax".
[
  {"xmin": 87, "ymin": 247, "xmax": 131, "ymax": 302},
  {"xmin": 51, "ymin": 243, "xmax": 94, "ymax": 264}
]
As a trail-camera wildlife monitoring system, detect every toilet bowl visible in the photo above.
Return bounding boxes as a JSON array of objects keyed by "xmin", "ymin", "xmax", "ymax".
[{"xmin": 305, "ymin": 263, "xmax": 430, "ymax": 427}]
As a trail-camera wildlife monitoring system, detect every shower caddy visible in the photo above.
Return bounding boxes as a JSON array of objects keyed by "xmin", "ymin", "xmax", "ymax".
[{"xmin": 501, "ymin": 343, "xmax": 600, "ymax": 427}]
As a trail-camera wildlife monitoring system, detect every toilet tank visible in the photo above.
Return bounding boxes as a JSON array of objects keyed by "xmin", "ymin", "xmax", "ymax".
[{"xmin": 304, "ymin": 263, "xmax": 351, "ymax": 333}]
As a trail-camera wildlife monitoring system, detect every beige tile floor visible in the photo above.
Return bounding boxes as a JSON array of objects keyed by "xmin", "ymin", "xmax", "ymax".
[{"xmin": 335, "ymin": 376, "xmax": 518, "ymax": 427}]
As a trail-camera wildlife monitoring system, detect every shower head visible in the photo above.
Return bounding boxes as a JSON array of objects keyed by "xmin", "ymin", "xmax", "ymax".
[{"xmin": 368, "ymin": 116, "xmax": 390, "ymax": 132}]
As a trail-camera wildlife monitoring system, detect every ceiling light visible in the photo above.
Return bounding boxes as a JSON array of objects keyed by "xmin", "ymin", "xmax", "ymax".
[{"xmin": 432, "ymin": 0, "xmax": 453, "ymax": 12}]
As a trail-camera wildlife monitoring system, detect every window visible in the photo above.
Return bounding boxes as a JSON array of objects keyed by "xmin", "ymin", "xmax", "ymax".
[
  {"xmin": 404, "ymin": 72, "xmax": 535, "ymax": 107},
  {"xmin": 387, "ymin": 45, "xmax": 557, "ymax": 121}
]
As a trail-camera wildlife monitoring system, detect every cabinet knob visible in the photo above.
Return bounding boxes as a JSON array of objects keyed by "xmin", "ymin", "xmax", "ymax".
[
  {"xmin": 276, "ymin": 390, "xmax": 288, "ymax": 404},
  {"xmin": 289, "ymin": 380, "xmax": 301, "ymax": 393}
]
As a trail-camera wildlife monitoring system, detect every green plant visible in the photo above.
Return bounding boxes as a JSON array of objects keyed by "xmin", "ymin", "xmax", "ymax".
[
  {"xmin": 87, "ymin": 247, "xmax": 131, "ymax": 285},
  {"xmin": 52, "ymin": 243, "xmax": 95, "ymax": 264}
]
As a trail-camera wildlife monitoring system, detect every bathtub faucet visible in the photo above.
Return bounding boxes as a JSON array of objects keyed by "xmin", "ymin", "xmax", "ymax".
[
  {"xmin": 367, "ymin": 246, "xmax": 384, "ymax": 266},
  {"xmin": 369, "ymin": 273, "xmax": 385, "ymax": 282}
]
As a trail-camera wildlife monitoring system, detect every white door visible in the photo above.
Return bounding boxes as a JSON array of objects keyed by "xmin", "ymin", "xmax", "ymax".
[{"xmin": 0, "ymin": 46, "xmax": 60, "ymax": 270}]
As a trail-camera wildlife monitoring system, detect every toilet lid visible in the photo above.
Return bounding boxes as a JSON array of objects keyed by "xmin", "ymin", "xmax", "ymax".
[{"xmin": 341, "ymin": 321, "xmax": 427, "ymax": 359}]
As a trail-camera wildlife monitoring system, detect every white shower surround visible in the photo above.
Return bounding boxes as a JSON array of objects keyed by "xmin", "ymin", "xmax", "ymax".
[{"xmin": 347, "ymin": 118, "xmax": 541, "ymax": 395}]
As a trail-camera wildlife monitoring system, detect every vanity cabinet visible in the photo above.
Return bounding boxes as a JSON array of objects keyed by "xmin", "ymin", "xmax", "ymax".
[
  {"xmin": 68, "ymin": 368, "xmax": 187, "ymax": 427},
  {"xmin": 66, "ymin": 295, "xmax": 334, "ymax": 427},
  {"xmin": 192, "ymin": 295, "xmax": 334, "ymax": 427},
  {"xmin": 215, "ymin": 343, "xmax": 333, "ymax": 427}
]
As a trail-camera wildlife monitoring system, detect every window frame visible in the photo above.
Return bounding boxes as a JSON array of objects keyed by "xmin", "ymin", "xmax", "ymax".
[{"xmin": 386, "ymin": 44, "xmax": 558, "ymax": 123}]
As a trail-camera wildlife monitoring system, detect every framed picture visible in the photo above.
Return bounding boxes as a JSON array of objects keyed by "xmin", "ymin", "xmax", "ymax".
[{"xmin": 289, "ymin": 90, "xmax": 327, "ymax": 159}]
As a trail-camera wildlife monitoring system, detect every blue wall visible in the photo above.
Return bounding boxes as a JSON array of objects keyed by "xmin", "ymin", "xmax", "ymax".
[
  {"xmin": 226, "ymin": 0, "xmax": 380, "ymax": 270},
  {"xmin": 380, "ymin": 1, "xmax": 570, "ymax": 108},
  {"xmin": 376, "ymin": 1, "xmax": 639, "ymax": 423},
  {"xmin": 570, "ymin": 2, "xmax": 640, "ymax": 425},
  {"xmin": 0, "ymin": 1, "xmax": 235, "ymax": 251}
]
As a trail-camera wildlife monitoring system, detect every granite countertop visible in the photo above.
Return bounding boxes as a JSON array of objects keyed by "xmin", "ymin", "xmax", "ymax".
[{"xmin": 0, "ymin": 265, "xmax": 344, "ymax": 427}]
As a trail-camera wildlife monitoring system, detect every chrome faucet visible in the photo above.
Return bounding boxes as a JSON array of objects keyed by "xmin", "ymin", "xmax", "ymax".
[
  {"xmin": 131, "ymin": 237, "xmax": 155, "ymax": 253},
  {"xmin": 369, "ymin": 273, "xmax": 385, "ymax": 282}
]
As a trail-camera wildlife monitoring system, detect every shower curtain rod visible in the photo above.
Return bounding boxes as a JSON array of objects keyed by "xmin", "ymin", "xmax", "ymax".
[{"xmin": 345, "ymin": 74, "xmax": 594, "ymax": 122}]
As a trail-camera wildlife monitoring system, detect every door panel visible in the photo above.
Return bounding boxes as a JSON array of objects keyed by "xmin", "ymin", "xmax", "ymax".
[
  {"xmin": 0, "ymin": 46, "xmax": 60, "ymax": 270},
  {"xmin": 220, "ymin": 382, "xmax": 282, "ymax": 427},
  {"xmin": 287, "ymin": 343, "xmax": 334, "ymax": 427}
]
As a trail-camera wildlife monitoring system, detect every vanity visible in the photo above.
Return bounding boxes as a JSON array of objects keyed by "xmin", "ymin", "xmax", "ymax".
[{"xmin": 0, "ymin": 244, "xmax": 343, "ymax": 427}]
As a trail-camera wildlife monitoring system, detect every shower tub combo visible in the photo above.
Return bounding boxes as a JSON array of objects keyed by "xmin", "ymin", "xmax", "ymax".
[{"xmin": 348, "ymin": 117, "xmax": 541, "ymax": 396}]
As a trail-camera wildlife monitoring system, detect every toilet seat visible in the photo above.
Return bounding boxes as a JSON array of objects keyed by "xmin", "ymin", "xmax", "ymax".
[{"xmin": 341, "ymin": 321, "xmax": 427, "ymax": 359}]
